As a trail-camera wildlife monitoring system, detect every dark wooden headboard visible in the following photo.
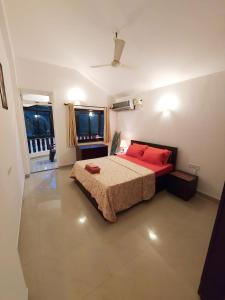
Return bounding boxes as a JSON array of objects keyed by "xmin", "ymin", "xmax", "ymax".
[{"xmin": 131, "ymin": 140, "xmax": 178, "ymax": 169}]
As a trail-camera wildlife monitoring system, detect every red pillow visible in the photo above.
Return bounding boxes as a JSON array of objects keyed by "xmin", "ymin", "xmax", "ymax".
[
  {"xmin": 163, "ymin": 149, "xmax": 171, "ymax": 164},
  {"xmin": 126, "ymin": 144, "xmax": 147, "ymax": 159},
  {"xmin": 142, "ymin": 147, "xmax": 171, "ymax": 165}
]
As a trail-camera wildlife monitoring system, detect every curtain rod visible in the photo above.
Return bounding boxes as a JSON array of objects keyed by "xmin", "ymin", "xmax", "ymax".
[{"xmin": 64, "ymin": 103, "xmax": 106, "ymax": 109}]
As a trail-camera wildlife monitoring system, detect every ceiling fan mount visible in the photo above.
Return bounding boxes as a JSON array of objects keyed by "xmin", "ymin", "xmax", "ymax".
[
  {"xmin": 111, "ymin": 59, "xmax": 120, "ymax": 67},
  {"xmin": 90, "ymin": 32, "xmax": 131, "ymax": 69}
]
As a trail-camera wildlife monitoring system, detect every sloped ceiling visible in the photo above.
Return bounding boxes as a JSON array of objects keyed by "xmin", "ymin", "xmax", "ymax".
[{"xmin": 4, "ymin": 0, "xmax": 225, "ymax": 96}]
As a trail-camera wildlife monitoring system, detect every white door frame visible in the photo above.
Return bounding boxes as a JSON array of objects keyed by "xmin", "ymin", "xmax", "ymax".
[{"xmin": 19, "ymin": 88, "xmax": 58, "ymax": 175}]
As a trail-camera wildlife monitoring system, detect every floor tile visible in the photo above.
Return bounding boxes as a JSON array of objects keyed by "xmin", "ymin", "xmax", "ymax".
[{"xmin": 19, "ymin": 167, "xmax": 218, "ymax": 300}]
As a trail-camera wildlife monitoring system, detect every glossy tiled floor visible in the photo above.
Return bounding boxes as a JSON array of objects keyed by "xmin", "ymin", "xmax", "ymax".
[
  {"xmin": 30, "ymin": 156, "xmax": 57, "ymax": 173},
  {"xmin": 19, "ymin": 167, "xmax": 218, "ymax": 300}
]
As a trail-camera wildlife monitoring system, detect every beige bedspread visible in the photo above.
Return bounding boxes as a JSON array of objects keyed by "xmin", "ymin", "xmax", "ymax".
[{"xmin": 70, "ymin": 156, "xmax": 155, "ymax": 222}]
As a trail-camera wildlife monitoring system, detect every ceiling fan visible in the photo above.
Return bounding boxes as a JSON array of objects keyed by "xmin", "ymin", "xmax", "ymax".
[{"xmin": 90, "ymin": 32, "xmax": 131, "ymax": 69}]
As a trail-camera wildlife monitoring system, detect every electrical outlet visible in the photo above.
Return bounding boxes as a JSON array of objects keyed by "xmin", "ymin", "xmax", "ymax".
[
  {"xmin": 8, "ymin": 166, "xmax": 12, "ymax": 175},
  {"xmin": 189, "ymin": 163, "xmax": 200, "ymax": 170},
  {"xmin": 188, "ymin": 163, "xmax": 200, "ymax": 174}
]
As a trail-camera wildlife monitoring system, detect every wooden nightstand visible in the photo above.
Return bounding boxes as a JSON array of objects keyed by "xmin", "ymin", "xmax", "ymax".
[{"xmin": 167, "ymin": 170, "xmax": 198, "ymax": 200}]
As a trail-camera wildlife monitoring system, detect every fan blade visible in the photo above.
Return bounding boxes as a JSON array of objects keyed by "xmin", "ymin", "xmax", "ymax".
[
  {"xmin": 114, "ymin": 39, "xmax": 125, "ymax": 62},
  {"xmin": 120, "ymin": 64, "xmax": 135, "ymax": 69},
  {"xmin": 90, "ymin": 64, "xmax": 111, "ymax": 68}
]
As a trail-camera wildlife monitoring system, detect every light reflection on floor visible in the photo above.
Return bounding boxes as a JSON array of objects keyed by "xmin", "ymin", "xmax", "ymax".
[{"xmin": 19, "ymin": 167, "xmax": 218, "ymax": 300}]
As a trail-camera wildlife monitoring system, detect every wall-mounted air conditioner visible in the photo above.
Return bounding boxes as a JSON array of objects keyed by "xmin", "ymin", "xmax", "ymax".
[{"xmin": 110, "ymin": 99, "xmax": 135, "ymax": 111}]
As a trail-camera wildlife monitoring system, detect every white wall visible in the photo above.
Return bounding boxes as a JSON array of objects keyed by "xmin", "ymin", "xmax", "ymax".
[
  {"xmin": 0, "ymin": 1, "xmax": 27, "ymax": 299},
  {"xmin": 116, "ymin": 71, "xmax": 225, "ymax": 199},
  {"xmin": 14, "ymin": 57, "xmax": 225, "ymax": 199},
  {"xmin": 15, "ymin": 57, "xmax": 112, "ymax": 167}
]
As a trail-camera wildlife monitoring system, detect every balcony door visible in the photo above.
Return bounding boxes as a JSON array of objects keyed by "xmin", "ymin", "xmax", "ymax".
[
  {"xmin": 23, "ymin": 105, "xmax": 55, "ymax": 154},
  {"xmin": 21, "ymin": 91, "xmax": 57, "ymax": 173}
]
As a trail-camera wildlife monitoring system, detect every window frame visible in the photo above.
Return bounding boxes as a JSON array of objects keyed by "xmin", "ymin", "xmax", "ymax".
[{"xmin": 75, "ymin": 108, "xmax": 104, "ymax": 144}]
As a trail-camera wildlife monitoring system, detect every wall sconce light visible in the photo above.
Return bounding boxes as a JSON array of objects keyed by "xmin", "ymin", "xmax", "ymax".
[
  {"xmin": 158, "ymin": 93, "xmax": 179, "ymax": 116},
  {"xmin": 67, "ymin": 87, "xmax": 86, "ymax": 103}
]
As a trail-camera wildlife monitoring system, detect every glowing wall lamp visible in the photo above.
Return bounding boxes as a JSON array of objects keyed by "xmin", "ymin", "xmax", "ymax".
[
  {"xmin": 67, "ymin": 87, "xmax": 87, "ymax": 104},
  {"xmin": 157, "ymin": 93, "xmax": 179, "ymax": 117}
]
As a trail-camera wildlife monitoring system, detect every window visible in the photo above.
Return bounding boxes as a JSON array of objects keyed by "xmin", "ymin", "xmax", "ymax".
[
  {"xmin": 23, "ymin": 105, "xmax": 54, "ymax": 138},
  {"xmin": 75, "ymin": 109, "xmax": 104, "ymax": 143}
]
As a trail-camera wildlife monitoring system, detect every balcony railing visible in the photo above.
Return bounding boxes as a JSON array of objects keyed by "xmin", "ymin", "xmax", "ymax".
[
  {"xmin": 78, "ymin": 135, "xmax": 104, "ymax": 143},
  {"xmin": 27, "ymin": 137, "xmax": 55, "ymax": 154}
]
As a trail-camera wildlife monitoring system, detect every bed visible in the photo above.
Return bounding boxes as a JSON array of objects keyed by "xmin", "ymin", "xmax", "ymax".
[
  {"xmin": 70, "ymin": 140, "xmax": 178, "ymax": 222},
  {"xmin": 130, "ymin": 140, "xmax": 177, "ymax": 192}
]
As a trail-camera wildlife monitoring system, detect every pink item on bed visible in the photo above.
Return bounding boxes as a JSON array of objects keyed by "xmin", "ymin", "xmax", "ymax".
[
  {"xmin": 117, "ymin": 154, "xmax": 173, "ymax": 177},
  {"xmin": 85, "ymin": 163, "xmax": 100, "ymax": 174}
]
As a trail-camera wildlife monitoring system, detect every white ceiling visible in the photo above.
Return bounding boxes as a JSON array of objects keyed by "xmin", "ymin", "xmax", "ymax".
[{"xmin": 4, "ymin": 0, "xmax": 225, "ymax": 96}]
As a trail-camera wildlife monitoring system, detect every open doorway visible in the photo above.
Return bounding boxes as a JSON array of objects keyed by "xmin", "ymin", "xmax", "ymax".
[{"xmin": 21, "ymin": 91, "xmax": 57, "ymax": 173}]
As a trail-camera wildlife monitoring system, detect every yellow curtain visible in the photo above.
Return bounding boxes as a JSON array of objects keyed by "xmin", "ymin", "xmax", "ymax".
[
  {"xmin": 104, "ymin": 107, "xmax": 110, "ymax": 143},
  {"xmin": 68, "ymin": 103, "xmax": 77, "ymax": 147}
]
